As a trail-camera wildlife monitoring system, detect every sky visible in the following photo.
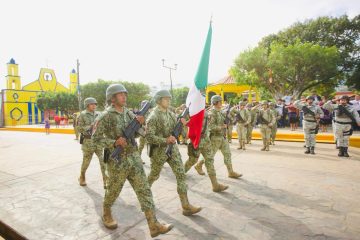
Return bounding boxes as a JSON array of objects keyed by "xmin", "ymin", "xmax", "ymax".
[{"xmin": 0, "ymin": 0, "xmax": 359, "ymax": 92}]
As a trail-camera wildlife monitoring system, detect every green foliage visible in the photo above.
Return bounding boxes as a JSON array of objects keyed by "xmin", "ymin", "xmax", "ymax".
[
  {"xmin": 232, "ymin": 42, "xmax": 340, "ymax": 99},
  {"xmin": 171, "ymin": 87, "xmax": 189, "ymax": 107},
  {"xmin": 259, "ymin": 15, "xmax": 360, "ymax": 90},
  {"xmin": 36, "ymin": 91, "xmax": 79, "ymax": 116},
  {"xmin": 81, "ymin": 79, "xmax": 151, "ymax": 110}
]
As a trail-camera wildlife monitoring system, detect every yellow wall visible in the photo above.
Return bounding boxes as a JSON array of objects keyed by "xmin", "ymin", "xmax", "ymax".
[
  {"xmin": 206, "ymin": 84, "xmax": 260, "ymax": 104},
  {"xmin": 2, "ymin": 62, "xmax": 76, "ymax": 126},
  {"xmin": 6, "ymin": 63, "xmax": 21, "ymax": 90}
]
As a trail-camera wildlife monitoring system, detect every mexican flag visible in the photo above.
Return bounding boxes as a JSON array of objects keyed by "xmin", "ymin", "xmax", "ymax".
[{"xmin": 186, "ymin": 22, "xmax": 212, "ymax": 149}]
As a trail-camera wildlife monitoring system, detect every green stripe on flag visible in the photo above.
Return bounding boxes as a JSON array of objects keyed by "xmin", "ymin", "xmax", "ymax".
[{"xmin": 194, "ymin": 23, "xmax": 212, "ymax": 90}]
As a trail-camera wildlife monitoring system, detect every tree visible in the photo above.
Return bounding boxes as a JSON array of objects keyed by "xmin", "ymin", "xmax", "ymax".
[
  {"xmin": 56, "ymin": 92, "xmax": 79, "ymax": 116},
  {"xmin": 36, "ymin": 91, "xmax": 57, "ymax": 114},
  {"xmin": 81, "ymin": 79, "xmax": 151, "ymax": 110},
  {"xmin": 259, "ymin": 15, "xmax": 360, "ymax": 90},
  {"xmin": 231, "ymin": 41, "xmax": 340, "ymax": 99},
  {"xmin": 171, "ymin": 87, "xmax": 189, "ymax": 107},
  {"xmin": 36, "ymin": 91, "xmax": 79, "ymax": 117}
]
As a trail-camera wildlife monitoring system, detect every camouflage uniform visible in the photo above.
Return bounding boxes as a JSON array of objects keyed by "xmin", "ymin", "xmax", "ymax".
[
  {"xmin": 184, "ymin": 111, "xmax": 228, "ymax": 192},
  {"xmin": 246, "ymin": 104, "xmax": 257, "ymax": 144},
  {"xmin": 227, "ymin": 109, "xmax": 235, "ymax": 143},
  {"xmin": 323, "ymin": 99, "xmax": 360, "ymax": 157},
  {"xmin": 139, "ymin": 111, "xmax": 151, "ymax": 156},
  {"xmin": 294, "ymin": 99, "xmax": 324, "ymax": 154},
  {"xmin": 253, "ymin": 103, "xmax": 276, "ymax": 151},
  {"xmin": 231, "ymin": 104, "xmax": 250, "ymax": 150},
  {"xmin": 269, "ymin": 104, "xmax": 281, "ymax": 145},
  {"xmin": 92, "ymin": 106, "xmax": 155, "ymax": 211},
  {"xmin": 78, "ymin": 109, "xmax": 106, "ymax": 185},
  {"xmin": 175, "ymin": 106, "xmax": 189, "ymax": 144},
  {"xmin": 92, "ymin": 84, "xmax": 173, "ymax": 237},
  {"xmin": 146, "ymin": 106, "xmax": 187, "ymax": 193},
  {"xmin": 208, "ymin": 105, "xmax": 242, "ymax": 178},
  {"xmin": 73, "ymin": 112, "xmax": 80, "ymax": 140},
  {"xmin": 146, "ymin": 90, "xmax": 201, "ymax": 216}
]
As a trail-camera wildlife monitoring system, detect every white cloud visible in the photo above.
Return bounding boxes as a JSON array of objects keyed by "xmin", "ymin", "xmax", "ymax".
[{"xmin": 0, "ymin": 0, "xmax": 359, "ymax": 92}]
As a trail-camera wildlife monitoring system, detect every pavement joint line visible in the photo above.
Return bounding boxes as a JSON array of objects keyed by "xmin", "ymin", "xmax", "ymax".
[{"xmin": 0, "ymin": 161, "xmax": 80, "ymax": 184}]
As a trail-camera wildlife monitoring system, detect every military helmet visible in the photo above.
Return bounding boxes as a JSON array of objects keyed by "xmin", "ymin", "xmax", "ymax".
[
  {"xmin": 261, "ymin": 100, "xmax": 269, "ymax": 105},
  {"xmin": 339, "ymin": 95, "xmax": 349, "ymax": 101},
  {"xmin": 154, "ymin": 89, "xmax": 172, "ymax": 103},
  {"xmin": 211, "ymin": 95, "xmax": 222, "ymax": 105},
  {"xmin": 84, "ymin": 97, "xmax": 97, "ymax": 106},
  {"xmin": 306, "ymin": 96, "xmax": 315, "ymax": 101},
  {"xmin": 239, "ymin": 101, "xmax": 247, "ymax": 106},
  {"xmin": 106, "ymin": 84, "xmax": 128, "ymax": 102}
]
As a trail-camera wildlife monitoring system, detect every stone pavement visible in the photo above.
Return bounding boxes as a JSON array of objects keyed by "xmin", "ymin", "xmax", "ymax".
[{"xmin": 0, "ymin": 131, "xmax": 359, "ymax": 240}]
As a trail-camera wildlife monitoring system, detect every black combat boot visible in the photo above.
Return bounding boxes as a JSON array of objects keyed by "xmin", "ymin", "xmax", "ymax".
[
  {"xmin": 343, "ymin": 147, "xmax": 350, "ymax": 157},
  {"xmin": 304, "ymin": 147, "xmax": 310, "ymax": 154},
  {"xmin": 338, "ymin": 147, "xmax": 344, "ymax": 157},
  {"xmin": 310, "ymin": 147, "xmax": 315, "ymax": 155}
]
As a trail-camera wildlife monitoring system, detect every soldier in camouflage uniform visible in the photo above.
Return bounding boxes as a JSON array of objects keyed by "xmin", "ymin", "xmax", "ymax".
[
  {"xmin": 246, "ymin": 103, "xmax": 257, "ymax": 144},
  {"xmin": 269, "ymin": 102, "xmax": 281, "ymax": 145},
  {"xmin": 231, "ymin": 101, "xmax": 251, "ymax": 150},
  {"xmin": 253, "ymin": 101, "xmax": 276, "ymax": 151},
  {"xmin": 184, "ymin": 110, "xmax": 229, "ymax": 192},
  {"xmin": 92, "ymin": 84, "xmax": 172, "ymax": 237},
  {"xmin": 146, "ymin": 90, "xmax": 202, "ymax": 216},
  {"xmin": 72, "ymin": 112, "xmax": 80, "ymax": 140},
  {"xmin": 77, "ymin": 97, "xmax": 106, "ymax": 188},
  {"xmin": 175, "ymin": 104, "xmax": 189, "ymax": 145},
  {"xmin": 294, "ymin": 96, "xmax": 324, "ymax": 154},
  {"xmin": 323, "ymin": 95, "xmax": 360, "ymax": 157},
  {"xmin": 138, "ymin": 100, "xmax": 150, "ymax": 163},
  {"xmin": 226, "ymin": 104, "xmax": 235, "ymax": 143},
  {"xmin": 196, "ymin": 95, "xmax": 242, "ymax": 178}
]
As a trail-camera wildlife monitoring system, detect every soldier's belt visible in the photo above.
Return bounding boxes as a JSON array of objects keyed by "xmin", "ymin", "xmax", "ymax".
[{"xmin": 334, "ymin": 120, "xmax": 353, "ymax": 125}]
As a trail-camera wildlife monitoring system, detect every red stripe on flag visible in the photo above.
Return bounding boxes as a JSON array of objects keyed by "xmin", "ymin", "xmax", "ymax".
[{"xmin": 187, "ymin": 109, "xmax": 205, "ymax": 149}]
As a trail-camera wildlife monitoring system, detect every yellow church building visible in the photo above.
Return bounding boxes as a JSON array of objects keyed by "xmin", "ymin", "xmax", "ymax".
[{"xmin": 0, "ymin": 58, "xmax": 78, "ymax": 126}]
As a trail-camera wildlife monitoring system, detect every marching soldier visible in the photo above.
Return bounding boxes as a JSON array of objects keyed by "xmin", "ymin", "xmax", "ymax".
[
  {"xmin": 226, "ymin": 104, "xmax": 235, "ymax": 143},
  {"xmin": 138, "ymin": 100, "xmax": 150, "ymax": 159},
  {"xmin": 323, "ymin": 95, "xmax": 360, "ymax": 157},
  {"xmin": 175, "ymin": 104, "xmax": 189, "ymax": 145},
  {"xmin": 184, "ymin": 110, "xmax": 229, "ymax": 192},
  {"xmin": 92, "ymin": 84, "xmax": 172, "ymax": 237},
  {"xmin": 231, "ymin": 101, "xmax": 251, "ymax": 150},
  {"xmin": 146, "ymin": 90, "xmax": 202, "ymax": 216},
  {"xmin": 77, "ymin": 97, "xmax": 106, "ymax": 188},
  {"xmin": 294, "ymin": 96, "xmax": 324, "ymax": 154},
  {"xmin": 269, "ymin": 102, "xmax": 281, "ymax": 145},
  {"xmin": 196, "ymin": 95, "xmax": 242, "ymax": 178},
  {"xmin": 253, "ymin": 101, "xmax": 276, "ymax": 151},
  {"xmin": 246, "ymin": 103, "xmax": 257, "ymax": 144},
  {"xmin": 72, "ymin": 112, "xmax": 80, "ymax": 140}
]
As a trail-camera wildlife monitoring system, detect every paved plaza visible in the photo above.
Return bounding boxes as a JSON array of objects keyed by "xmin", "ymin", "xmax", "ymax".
[{"xmin": 0, "ymin": 131, "xmax": 360, "ymax": 240}]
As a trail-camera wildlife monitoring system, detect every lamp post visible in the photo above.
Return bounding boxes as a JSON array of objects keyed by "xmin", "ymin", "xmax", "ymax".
[
  {"xmin": 77, "ymin": 59, "xmax": 81, "ymax": 111},
  {"xmin": 162, "ymin": 59, "xmax": 177, "ymax": 96}
]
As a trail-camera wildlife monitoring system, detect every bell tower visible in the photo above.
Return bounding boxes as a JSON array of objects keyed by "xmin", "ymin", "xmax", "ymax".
[
  {"xmin": 6, "ymin": 58, "xmax": 21, "ymax": 90},
  {"xmin": 69, "ymin": 69, "xmax": 78, "ymax": 93}
]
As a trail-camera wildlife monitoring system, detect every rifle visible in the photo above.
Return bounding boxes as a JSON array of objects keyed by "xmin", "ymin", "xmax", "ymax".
[
  {"xmin": 233, "ymin": 108, "xmax": 245, "ymax": 125},
  {"xmin": 165, "ymin": 107, "xmax": 189, "ymax": 158},
  {"xmin": 110, "ymin": 101, "xmax": 151, "ymax": 164},
  {"xmin": 302, "ymin": 105, "xmax": 315, "ymax": 117},
  {"xmin": 223, "ymin": 106, "xmax": 231, "ymax": 138},
  {"xmin": 80, "ymin": 125, "xmax": 93, "ymax": 144},
  {"xmin": 258, "ymin": 112, "xmax": 270, "ymax": 125},
  {"xmin": 338, "ymin": 105, "xmax": 357, "ymax": 124}
]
